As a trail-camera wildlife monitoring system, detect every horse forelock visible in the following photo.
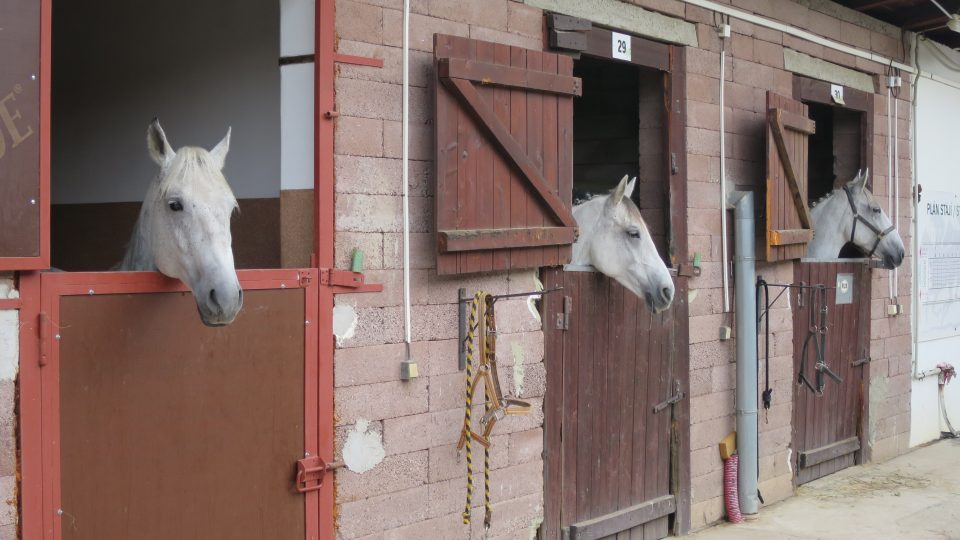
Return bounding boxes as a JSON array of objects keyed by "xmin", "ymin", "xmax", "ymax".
[
  {"xmin": 575, "ymin": 190, "xmax": 650, "ymax": 233},
  {"xmin": 157, "ymin": 147, "xmax": 237, "ymax": 205}
]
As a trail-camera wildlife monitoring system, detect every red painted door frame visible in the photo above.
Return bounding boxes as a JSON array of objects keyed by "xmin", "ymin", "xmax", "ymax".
[{"xmin": 19, "ymin": 0, "xmax": 349, "ymax": 538}]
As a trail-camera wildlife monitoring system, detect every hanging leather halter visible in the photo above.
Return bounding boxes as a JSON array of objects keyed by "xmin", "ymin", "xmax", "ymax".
[
  {"xmin": 843, "ymin": 184, "xmax": 895, "ymax": 257},
  {"xmin": 797, "ymin": 285, "xmax": 842, "ymax": 396}
]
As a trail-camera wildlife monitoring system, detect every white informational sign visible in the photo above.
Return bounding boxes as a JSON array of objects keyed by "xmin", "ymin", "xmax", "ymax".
[
  {"xmin": 917, "ymin": 189, "xmax": 960, "ymax": 341},
  {"xmin": 612, "ymin": 32, "xmax": 631, "ymax": 61},
  {"xmin": 830, "ymin": 84, "xmax": 845, "ymax": 105}
]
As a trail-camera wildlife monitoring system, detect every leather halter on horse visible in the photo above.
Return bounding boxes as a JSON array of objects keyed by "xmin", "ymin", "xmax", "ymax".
[{"xmin": 843, "ymin": 184, "xmax": 895, "ymax": 257}]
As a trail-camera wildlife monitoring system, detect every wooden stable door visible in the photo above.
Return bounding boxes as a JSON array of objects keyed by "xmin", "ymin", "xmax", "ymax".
[
  {"xmin": 542, "ymin": 269, "xmax": 687, "ymax": 540},
  {"xmin": 35, "ymin": 270, "xmax": 324, "ymax": 540},
  {"xmin": 792, "ymin": 261, "xmax": 871, "ymax": 484}
]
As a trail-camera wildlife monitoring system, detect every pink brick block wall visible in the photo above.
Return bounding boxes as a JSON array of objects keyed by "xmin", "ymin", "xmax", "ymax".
[
  {"xmin": 682, "ymin": 7, "xmax": 914, "ymax": 527},
  {"xmin": 332, "ymin": 0, "xmax": 915, "ymax": 536},
  {"xmin": 332, "ymin": 3, "xmax": 546, "ymax": 537}
]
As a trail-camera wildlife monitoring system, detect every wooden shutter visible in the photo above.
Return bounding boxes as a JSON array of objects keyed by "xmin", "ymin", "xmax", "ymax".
[
  {"xmin": 434, "ymin": 34, "xmax": 580, "ymax": 275},
  {"xmin": 0, "ymin": 0, "xmax": 48, "ymax": 269},
  {"xmin": 764, "ymin": 91, "xmax": 815, "ymax": 262}
]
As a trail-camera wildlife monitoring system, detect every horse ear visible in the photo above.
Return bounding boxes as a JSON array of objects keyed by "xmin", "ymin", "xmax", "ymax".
[
  {"xmin": 625, "ymin": 176, "xmax": 637, "ymax": 199},
  {"xmin": 846, "ymin": 168, "xmax": 869, "ymax": 192},
  {"xmin": 146, "ymin": 118, "xmax": 175, "ymax": 167},
  {"xmin": 607, "ymin": 175, "xmax": 630, "ymax": 208},
  {"xmin": 209, "ymin": 127, "xmax": 231, "ymax": 170}
]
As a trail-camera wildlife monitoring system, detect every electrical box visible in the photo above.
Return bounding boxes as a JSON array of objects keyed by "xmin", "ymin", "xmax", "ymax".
[{"xmin": 836, "ymin": 273, "xmax": 853, "ymax": 305}]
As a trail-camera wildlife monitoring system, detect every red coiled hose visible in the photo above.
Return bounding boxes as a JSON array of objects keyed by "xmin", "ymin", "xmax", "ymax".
[{"xmin": 724, "ymin": 454, "xmax": 744, "ymax": 524}]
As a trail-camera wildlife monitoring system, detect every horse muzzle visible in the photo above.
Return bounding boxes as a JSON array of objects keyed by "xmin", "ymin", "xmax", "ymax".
[
  {"xmin": 644, "ymin": 279, "xmax": 675, "ymax": 314},
  {"xmin": 197, "ymin": 285, "xmax": 244, "ymax": 327}
]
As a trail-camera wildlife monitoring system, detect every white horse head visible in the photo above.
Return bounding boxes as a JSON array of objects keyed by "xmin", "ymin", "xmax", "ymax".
[
  {"xmin": 808, "ymin": 169, "xmax": 904, "ymax": 269},
  {"xmin": 118, "ymin": 119, "xmax": 243, "ymax": 326},
  {"xmin": 572, "ymin": 175, "xmax": 675, "ymax": 313}
]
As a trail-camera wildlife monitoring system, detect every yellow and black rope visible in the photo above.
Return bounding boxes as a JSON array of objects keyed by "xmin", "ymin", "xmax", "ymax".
[
  {"xmin": 461, "ymin": 291, "xmax": 484, "ymax": 525},
  {"xmin": 482, "ymin": 295, "xmax": 495, "ymax": 530}
]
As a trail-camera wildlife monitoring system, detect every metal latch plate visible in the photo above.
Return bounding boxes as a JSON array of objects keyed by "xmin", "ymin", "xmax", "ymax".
[{"xmin": 836, "ymin": 273, "xmax": 853, "ymax": 304}]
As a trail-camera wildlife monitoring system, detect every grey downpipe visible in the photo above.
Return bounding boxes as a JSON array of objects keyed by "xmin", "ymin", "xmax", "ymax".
[{"xmin": 732, "ymin": 191, "xmax": 759, "ymax": 516}]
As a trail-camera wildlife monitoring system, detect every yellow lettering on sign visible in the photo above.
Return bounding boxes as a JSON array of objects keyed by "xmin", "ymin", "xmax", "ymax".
[{"xmin": 0, "ymin": 85, "xmax": 35, "ymax": 160}]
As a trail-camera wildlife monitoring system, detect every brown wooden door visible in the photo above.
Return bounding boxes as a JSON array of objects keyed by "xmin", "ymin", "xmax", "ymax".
[
  {"xmin": 542, "ymin": 269, "xmax": 685, "ymax": 540},
  {"xmin": 0, "ymin": 0, "xmax": 49, "ymax": 269},
  {"xmin": 40, "ymin": 270, "xmax": 322, "ymax": 540},
  {"xmin": 792, "ymin": 261, "xmax": 871, "ymax": 485},
  {"xmin": 433, "ymin": 34, "xmax": 579, "ymax": 275}
]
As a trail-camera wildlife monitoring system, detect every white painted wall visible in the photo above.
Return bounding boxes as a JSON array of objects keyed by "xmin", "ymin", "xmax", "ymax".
[
  {"xmin": 280, "ymin": 0, "xmax": 315, "ymax": 191},
  {"xmin": 0, "ymin": 282, "xmax": 18, "ymax": 382},
  {"xmin": 51, "ymin": 0, "xmax": 281, "ymax": 203},
  {"xmin": 910, "ymin": 38, "xmax": 960, "ymax": 446}
]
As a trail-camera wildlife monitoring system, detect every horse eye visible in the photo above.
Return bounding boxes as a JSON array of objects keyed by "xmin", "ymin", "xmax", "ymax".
[
  {"xmin": 627, "ymin": 229, "xmax": 641, "ymax": 239},
  {"xmin": 168, "ymin": 199, "xmax": 184, "ymax": 212},
  {"xmin": 871, "ymin": 205, "xmax": 881, "ymax": 213}
]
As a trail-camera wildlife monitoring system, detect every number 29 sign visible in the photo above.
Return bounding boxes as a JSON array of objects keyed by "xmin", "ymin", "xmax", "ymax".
[{"xmin": 612, "ymin": 32, "xmax": 632, "ymax": 62}]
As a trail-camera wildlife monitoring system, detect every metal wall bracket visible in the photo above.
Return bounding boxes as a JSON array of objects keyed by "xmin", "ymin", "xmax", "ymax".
[{"xmin": 319, "ymin": 269, "xmax": 383, "ymax": 293}]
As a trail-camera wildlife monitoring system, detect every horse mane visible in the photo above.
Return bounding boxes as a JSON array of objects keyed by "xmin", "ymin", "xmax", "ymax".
[{"xmin": 809, "ymin": 189, "xmax": 835, "ymax": 209}]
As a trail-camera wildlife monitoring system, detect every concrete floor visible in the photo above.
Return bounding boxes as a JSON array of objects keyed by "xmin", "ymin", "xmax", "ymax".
[{"xmin": 689, "ymin": 439, "xmax": 960, "ymax": 539}]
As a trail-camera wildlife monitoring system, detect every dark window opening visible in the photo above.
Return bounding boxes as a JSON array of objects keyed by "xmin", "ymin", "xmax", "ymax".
[
  {"xmin": 573, "ymin": 57, "xmax": 669, "ymax": 263},
  {"xmin": 806, "ymin": 101, "xmax": 865, "ymax": 258},
  {"xmin": 806, "ymin": 102, "xmax": 863, "ymax": 204}
]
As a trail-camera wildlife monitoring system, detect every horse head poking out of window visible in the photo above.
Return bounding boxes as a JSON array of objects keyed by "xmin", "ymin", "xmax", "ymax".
[
  {"xmin": 808, "ymin": 169, "xmax": 905, "ymax": 269},
  {"xmin": 117, "ymin": 119, "xmax": 243, "ymax": 327},
  {"xmin": 571, "ymin": 175, "xmax": 675, "ymax": 313}
]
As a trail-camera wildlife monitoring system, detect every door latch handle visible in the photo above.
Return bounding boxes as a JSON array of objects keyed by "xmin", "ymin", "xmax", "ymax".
[{"xmin": 653, "ymin": 380, "xmax": 684, "ymax": 413}]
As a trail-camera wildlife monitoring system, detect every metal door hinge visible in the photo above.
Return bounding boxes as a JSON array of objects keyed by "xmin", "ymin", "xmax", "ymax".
[
  {"xmin": 653, "ymin": 380, "xmax": 684, "ymax": 413},
  {"xmin": 555, "ymin": 295, "xmax": 573, "ymax": 330},
  {"xmin": 295, "ymin": 456, "xmax": 345, "ymax": 493},
  {"xmin": 670, "ymin": 153, "xmax": 679, "ymax": 175},
  {"xmin": 851, "ymin": 357, "xmax": 870, "ymax": 367}
]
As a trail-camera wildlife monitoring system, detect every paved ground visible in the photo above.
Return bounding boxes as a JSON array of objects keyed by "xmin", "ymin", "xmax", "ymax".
[{"xmin": 689, "ymin": 439, "xmax": 960, "ymax": 539}]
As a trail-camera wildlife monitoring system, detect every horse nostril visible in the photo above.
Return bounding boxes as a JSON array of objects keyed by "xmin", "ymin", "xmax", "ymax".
[
  {"xmin": 209, "ymin": 288, "xmax": 221, "ymax": 311},
  {"xmin": 662, "ymin": 287, "xmax": 673, "ymax": 302}
]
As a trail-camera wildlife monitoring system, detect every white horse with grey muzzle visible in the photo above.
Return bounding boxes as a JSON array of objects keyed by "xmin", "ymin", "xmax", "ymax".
[
  {"xmin": 117, "ymin": 119, "xmax": 243, "ymax": 327},
  {"xmin": 807, "ymin": 169, "xmax": 905, "ymax": 269},
  {"xmin": 571, "ymin": 175, "xmax": 675, "ymax": 313}
]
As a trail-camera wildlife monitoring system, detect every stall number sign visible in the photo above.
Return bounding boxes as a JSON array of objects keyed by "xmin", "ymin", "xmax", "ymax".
[
  {"xmin": 612, "ymin": 32, "xmax": 631, "ymax": 61},
  {"xmin": 830, "ymin": 84, "xmax": 846, "ymax": 105}
]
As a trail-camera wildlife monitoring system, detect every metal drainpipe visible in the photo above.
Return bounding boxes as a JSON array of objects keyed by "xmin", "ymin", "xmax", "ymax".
[{"xmin": 732, "ymin": 191, "xmax": 759, "ymax": 517}]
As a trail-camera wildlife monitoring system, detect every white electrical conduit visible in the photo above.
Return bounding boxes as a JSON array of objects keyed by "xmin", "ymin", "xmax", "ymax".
[
  {"xmin": 682, "ymin": 0, "xmax": 915, "ymax": 73},
  {"xmin": 720, "ymin": 29, "xmax": 730, "ymax": 313},
  {"xmin": 402, "ymin": 0, "xmax": 413, "ymax": 354},
  {"xmin": 887, "ymin": 86, "xmax": 895, "ymax": 300},
  {"xmin": 894, "ymin": 94, "xmax": 900, "ymax": 300}
]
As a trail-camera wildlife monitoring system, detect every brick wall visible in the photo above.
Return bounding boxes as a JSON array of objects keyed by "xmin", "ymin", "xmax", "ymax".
[
  {"xmin": 332, "ymin": 1, "xmax": 548, "ymax": 538},
  {"xmin": 331, "ymin": 0, "xmax": 915, "ymax": 536}
]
